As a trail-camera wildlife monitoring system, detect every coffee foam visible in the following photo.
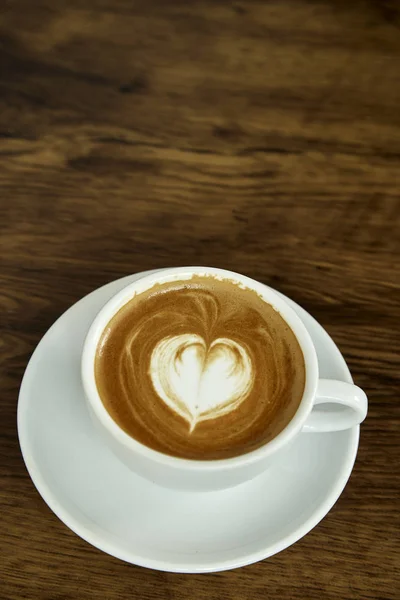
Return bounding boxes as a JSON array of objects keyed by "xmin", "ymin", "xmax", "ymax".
[
  {"xmin": 150, "ymin": 334, "xmax": 253, "ymax": 432},
  {"xmin": 95, "ymin": 275, "xmax": 305, "ymax": 460}
]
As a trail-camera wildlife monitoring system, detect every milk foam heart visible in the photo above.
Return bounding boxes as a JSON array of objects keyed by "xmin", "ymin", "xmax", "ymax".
[{"xmin": 150, "ymin": 334, "xmax": 254, "ymax": 432}]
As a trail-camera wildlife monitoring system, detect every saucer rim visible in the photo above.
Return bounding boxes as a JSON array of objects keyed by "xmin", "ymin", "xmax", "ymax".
[{"xmin": 18, "ymin": 271, "xmax": 359, "ymax": 573}]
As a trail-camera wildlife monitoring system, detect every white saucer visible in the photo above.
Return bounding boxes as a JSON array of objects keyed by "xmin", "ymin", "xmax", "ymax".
[{"xmin": 18, "ymin": 272, "xmax": 359, "ymax": 573}]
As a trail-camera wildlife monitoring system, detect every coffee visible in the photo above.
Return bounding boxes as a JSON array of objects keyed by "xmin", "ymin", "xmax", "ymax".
[{"xmin": 95, "ymin": 275, "xmax": 305, "ymax": 460}]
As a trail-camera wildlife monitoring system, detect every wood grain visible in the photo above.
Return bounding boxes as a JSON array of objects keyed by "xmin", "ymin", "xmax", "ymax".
[{"xmin": 0, "ymin": 0, "xmax": 399, "ymax": 598}]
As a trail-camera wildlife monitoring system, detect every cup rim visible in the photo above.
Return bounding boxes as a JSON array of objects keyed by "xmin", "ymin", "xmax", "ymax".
[{"xmin": 81, "ymin": 267, "xmax": 319, "ymax": 471}]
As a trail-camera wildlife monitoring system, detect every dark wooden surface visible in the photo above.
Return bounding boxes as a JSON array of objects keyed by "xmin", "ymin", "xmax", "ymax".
[{"xmin": 1, "ymin": 1, "xmax": 399, "ymax": 598}]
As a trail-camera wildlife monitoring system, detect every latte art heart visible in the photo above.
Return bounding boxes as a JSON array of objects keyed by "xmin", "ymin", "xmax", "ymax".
[{"xmin": 150, "ymin": 334, "xmax": 254, "ymax": 432}]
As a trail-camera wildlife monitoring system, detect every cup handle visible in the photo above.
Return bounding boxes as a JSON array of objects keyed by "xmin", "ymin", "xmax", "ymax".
[{"xmin": 302, "ymin": 379, "xmax": 368, "ymax": 432}]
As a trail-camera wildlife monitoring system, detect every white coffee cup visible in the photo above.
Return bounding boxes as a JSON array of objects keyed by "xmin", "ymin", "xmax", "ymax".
[{"xmin": 82, "ymin": 267, "xmax": 367, "ymax": 491}]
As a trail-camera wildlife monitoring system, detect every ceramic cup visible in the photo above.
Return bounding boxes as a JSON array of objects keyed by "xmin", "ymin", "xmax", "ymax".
[{"xmin": 82, "ymin": 267, "xmax": 368, "ymax": 491}]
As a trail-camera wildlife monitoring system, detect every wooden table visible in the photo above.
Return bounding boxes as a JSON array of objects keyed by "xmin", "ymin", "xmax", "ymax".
[{"xmin": 1, "ymin": 1, "xmax": 399, "ymax": 598}]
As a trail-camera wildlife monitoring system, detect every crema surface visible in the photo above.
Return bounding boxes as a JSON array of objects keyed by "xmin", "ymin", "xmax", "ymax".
[{"xmin": 95, "ymin": 276, "xmax": 305, "ymax": 459}]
